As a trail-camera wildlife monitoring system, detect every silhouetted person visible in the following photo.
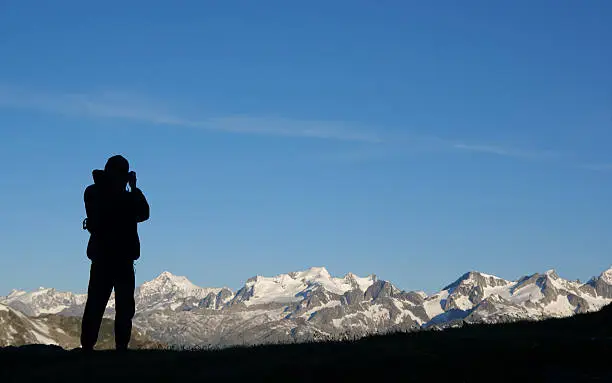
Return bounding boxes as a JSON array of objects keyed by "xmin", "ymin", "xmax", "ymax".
[{"xmin": 80, "ymin": 155, "xmax": 150, "ymax": 351}]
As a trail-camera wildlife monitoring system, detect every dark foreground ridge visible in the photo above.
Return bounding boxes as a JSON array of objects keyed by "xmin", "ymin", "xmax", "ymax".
[{"xmin": 1, "ymin": 304, "xmax": 611, "ymax": 382}]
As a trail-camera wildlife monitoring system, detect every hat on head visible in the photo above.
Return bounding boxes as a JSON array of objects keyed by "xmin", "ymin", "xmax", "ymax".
[{"xmin": 104, "ymin": 155, "xmax": 129, "ymax": 175}]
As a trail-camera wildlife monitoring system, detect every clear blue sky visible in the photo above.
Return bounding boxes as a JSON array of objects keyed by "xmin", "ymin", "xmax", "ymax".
[{"xmin": 0, "ymin": 0, "xmax": 610, "ymax": 294}]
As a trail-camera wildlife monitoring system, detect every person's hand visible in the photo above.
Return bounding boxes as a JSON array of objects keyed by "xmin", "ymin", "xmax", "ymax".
[{"xmin": 128, "ymin": 171, "xmax": 137, "ymax": 190}]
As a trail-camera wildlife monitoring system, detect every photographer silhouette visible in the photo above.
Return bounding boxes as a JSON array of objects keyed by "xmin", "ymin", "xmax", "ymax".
[{"xmin": 80, "ymin": 155, "xmax": 150, "ymax": 351}]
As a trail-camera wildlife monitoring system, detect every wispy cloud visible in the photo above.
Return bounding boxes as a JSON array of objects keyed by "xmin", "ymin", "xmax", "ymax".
[
  {"xmin": 0, "ymin": 85, "xmax": 591, "ymax": 167},
  {"xmin": 0, "ymin": 86, "xmax": 382, "ymax": 143},
  {"xmin": 452, "ymin": 143, "xmax": 558, "ymax": 159}
]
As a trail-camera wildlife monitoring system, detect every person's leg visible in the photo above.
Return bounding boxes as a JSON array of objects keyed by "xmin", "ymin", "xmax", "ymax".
[
  {"xmin": 81, "ymin": 262, "xmax": 113, "ymax": 350},
  {"xmin": 113, "ymin": 262, "xmax": 136, "ymax": 350}
]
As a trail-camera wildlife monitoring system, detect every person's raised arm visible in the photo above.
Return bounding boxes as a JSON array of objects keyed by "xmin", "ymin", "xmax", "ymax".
[{"xmin": 129, "ymin": 171, "xmax": 150, "ymax": 223}]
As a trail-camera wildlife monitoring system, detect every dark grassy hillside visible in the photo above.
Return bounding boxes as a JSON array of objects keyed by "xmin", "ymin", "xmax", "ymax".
[{"xmin": 1, "ymin": 304, "xmax": 610, "ymax": 382}]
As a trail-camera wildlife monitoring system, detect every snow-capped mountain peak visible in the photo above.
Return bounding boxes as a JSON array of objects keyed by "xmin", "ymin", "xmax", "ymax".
[
  {"xmin": 443, "ymin": 271, "xmax": 511, "ymax": 292},
  {"xmin": 545, "ymin": 269, "xmax": 560, "ymax": 279},
  {"xmin": 600, "ymin": 267, "xmax": 612, "ymax": 285},
  {"xmin": 143, "ymin": 271, "xmax": 201, "ymax": 292},
  {"xmin": 300, "ymin": 266, "xmax": 331, "ymax": 279},
  {"xmin": 158, "ymin": 271, "xmax": 175, "ymax": 279},
  {"xmin": 235, "ymin": 267, "xmax": 376, "ymax": 307},
  {"xmin": 342, "ymin": 271, "xmax": 376, "ymax": 292},
  {"xmin": 136, "ymin": 271, "xmax": 226, "ymax": 304}
]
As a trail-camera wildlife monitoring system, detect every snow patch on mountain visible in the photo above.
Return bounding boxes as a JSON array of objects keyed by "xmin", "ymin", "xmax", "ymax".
[
  {"xmin": 0, "ymin": 304, "xmax": 58, "ymax": 346},
  {"xmin": 423, "ymin": 290, "xmax": 449, "ymax": 318},
  {"xmin": 542, "ymin": 296, "xmax": 574, "ymax": 316},
  {"xmin": 510, "ymin": 282, "xmax": 544, "ymax": 303}
]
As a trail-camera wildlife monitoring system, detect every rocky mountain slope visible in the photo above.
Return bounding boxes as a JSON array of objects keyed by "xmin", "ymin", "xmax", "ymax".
[
  {"xmin": 0, "ymin": 303, "xmax": 161, "ymax": 349},
  {"xmin": 1, "ymin": 266, "xmax": 611, "ymax": 348}
]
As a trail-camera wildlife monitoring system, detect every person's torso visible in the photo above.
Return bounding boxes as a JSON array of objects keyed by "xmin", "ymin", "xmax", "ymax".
[{"xmin": 87, "ymin": 186, "xmax": 140, "ymax": 260}]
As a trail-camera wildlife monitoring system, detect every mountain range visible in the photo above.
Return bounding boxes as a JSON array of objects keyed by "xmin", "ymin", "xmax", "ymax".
[{"xmin": 1, "ymin": 266, "xmax": 611, "ymax": 348}]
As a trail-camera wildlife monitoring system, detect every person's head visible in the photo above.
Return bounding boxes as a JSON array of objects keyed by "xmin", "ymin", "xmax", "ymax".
[{"xmin": 104, "ymin": 155, "xmax": 130, "ymax": 191}]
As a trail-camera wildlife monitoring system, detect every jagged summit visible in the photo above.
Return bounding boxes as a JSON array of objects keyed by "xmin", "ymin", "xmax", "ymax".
[
  {"xmin": 246, "ymin": 267, "xmax": 329, "ymax": 284},
  {"xmin": 157, "ymin": 271, "xmax": 176, "ymax": 278},
  {"xmin": 148, "ymin": 271, "xmax": 197, "ymax": 286},
  {"xmin": 139, "ymin": 271, "xmax": 201, "ymax": 294},
  {"xmin": 136, "ymin": 271, "xmax": 228, "ymax": 307},
  {"xmin": 442, "ymin": 271, "xmax": 510, "ymax": 291},
  {"xmin": 600, "ymin": 266, "xmax": 612, "ymax": 284},
  {"xmin": 544, "ymin": 269, "xmax": 559, "ymax": 279},
  {"xmin": 143, "ymin": 271, "xmax": 230, "ymax": 294},
  {"xmin": 244, "ymin": 267, "xmax": 373, "ymax": 286},
  {"xmin": 302, "ymin": 266, "xmax": 331, "ymax": 277},
  {"xmin": 151, "ymin": 270, "xmax": 194, "ymax": 282},
  {"xmin": 235, "ymin": 267, "xmax": 377, "ymax": 307}
]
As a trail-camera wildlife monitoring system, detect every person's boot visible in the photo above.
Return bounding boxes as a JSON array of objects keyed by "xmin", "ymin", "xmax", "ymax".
[
  {"xmin": 116, "ymin": 345, "xmax": 129, "ymax": 353},
  {"xmin": 71, "ymin": 346, "xmax": 94, "ymax": 355}
]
